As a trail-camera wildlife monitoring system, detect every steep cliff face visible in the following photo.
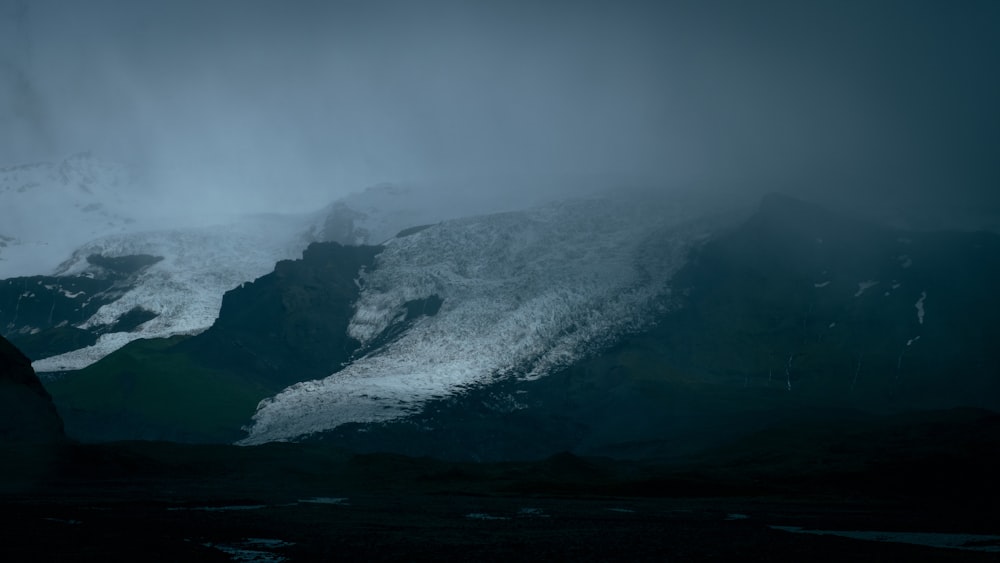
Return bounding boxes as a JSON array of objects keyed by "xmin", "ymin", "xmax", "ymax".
[
  {"xmin": 182, "ymin": 242, "xmax": 383, "ymax": 389},
  {"xmin": 0, "ymin": 335, "xmax": 65, "ymax": 443}
]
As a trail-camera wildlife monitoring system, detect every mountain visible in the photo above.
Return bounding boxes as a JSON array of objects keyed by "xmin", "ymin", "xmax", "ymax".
[
  {"xmin": 29, "ymin": 214, "xmax": 312, "ymax": 373},
  {"xmin": 34, "ymin": 192, "xmax": 1000, "ymax": 458},
  {"xmin": 0, "ymin": 215, "xmax": 312, "ymax": 371},
  {"xmin": 43, "ymin": 242, "xmax": 381, "ymax": 442},
  {"xmin": 41, "ymin": 191, "xmax": 730, "ymax": 443},
  {"xmin": 304, "ymin": 193, "xmax": 1000, "ymax": 460},
  {"xmin": 1, "ymin": 253, "xmax": 162, "ymax": 363},
  {"xmin": 0, "ymin": 153, "xmax": 309, "ymax": 372},
  {"xmin": 0, "ymin": 161, "xmax": 605, "ymax": 375},
  {"xmin": 243, "ymin": 194, "xmax": 724, "ymax": 444},
  {"xmin": 1, "ymin": 174, "xmax": 489, "ymax": 373}
]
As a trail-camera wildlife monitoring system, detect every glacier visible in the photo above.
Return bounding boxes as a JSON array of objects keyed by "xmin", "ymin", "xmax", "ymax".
[
  {"xmin": 31, "ymin": 215, "xmax": 310, "ymax": 372},
  {"xmin": 19, "ymin": 175, "xmax": 597, "ymax": 372},
  {"xmin": 241, "ymin": 195, "xmax": 726, "ymax": 444},
  {"xmin": 21, "ymin": 179, "xmax": 517, "ymax": 372}
]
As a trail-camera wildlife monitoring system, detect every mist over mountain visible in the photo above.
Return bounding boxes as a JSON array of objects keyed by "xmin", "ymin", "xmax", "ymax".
[
  {"xmin": 3, "ymin": 2, "xmax": 1000, "ymax": 559},
  {"xmin": 14, "ymin": 192, "xmax": 993, "ymax": 457},
  {"xmin": 3, "ymin": 0, "xmax": 999, "ymax": 230}
]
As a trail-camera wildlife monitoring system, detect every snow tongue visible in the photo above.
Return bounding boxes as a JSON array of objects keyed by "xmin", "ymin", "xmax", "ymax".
[{"xmin": 241, "ymin": 196, "xmax": 721, "ymax": 444}]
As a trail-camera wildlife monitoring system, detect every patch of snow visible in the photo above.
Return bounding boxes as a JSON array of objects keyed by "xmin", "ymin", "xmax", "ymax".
[
  {"xmin": 814, "ymin": 281, "xmax": 830, "ymax": 288},
  {"xmin": 828, "ymin": 322, "xmax": 836, "ymax": 328},
  {"xmin": 41, "ymin": 517, "xmax": 82, "ymax": 525},
  {"xmin": 241, "ymin": 195, "xmax": 723, "ymax": 444},
  {"xmin": 854, "ymin": 280, "xmax": 878, "ymax": 297},
  {"xmin": 915, "ymin": 291, "xmax": 927, "ymax": 325},
  {"xmin": 245, "ymin": 539, "xmax": 296, "ymax": 548},
  {"xmin": 725, "ymin": 513, "xmax": 749, "ymax": 521},
  {"xmin": 465, "ymin": 512, "xmax": 510, "ymax": 521},
  {"xmin": 607, "ymin": 508, "xmax": 635, "ymax": 513},
  {"xmin": 771, "ymin": 526, "xmax": 1000, "ymax": 553},
  {"xmin": 204, "ymin": 538, "xmax": 295, "ymax": 562},
  {"xmin": 518, "ymin": 507, "xmax": 549, "ymax": 517},
  {"xmin": 168, "ymin": 505, "xmax": 268, "ymax": 512},
  {"xmin": 906, "ymin": 336, "xmax": 921, "ymax": 346},
  {"xmin": 298, "ymin": 497, "xmax": 349, "ymax": 505},
  {"xmin": 898, "ymin": 254, "xmax": 912, "ymax": 268}
]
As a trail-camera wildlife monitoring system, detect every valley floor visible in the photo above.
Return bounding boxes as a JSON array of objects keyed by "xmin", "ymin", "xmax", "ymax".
[{"xmin": 3, "ymin": 474, "xmax": 997, "ymax": 561}]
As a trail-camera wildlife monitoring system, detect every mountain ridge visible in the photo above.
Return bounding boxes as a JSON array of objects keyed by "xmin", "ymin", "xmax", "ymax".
[{"xmin": 33, "ymin": 192, "xmax": 1000, "ymax": 459}]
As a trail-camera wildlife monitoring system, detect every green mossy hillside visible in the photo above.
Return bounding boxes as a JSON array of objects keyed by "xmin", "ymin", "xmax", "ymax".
[
  {"xmin": 46, "ymin": 336, "xmax": 267, "ymax": 443},
  {"xmin": 44, "ymin": 242, "xmax": 382, "ymax": 443}
]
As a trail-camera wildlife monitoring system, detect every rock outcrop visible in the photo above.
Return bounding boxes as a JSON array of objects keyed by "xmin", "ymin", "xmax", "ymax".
[{"xmin": 0, "ymin": 335, "xmax": 65, "ymax": 442}]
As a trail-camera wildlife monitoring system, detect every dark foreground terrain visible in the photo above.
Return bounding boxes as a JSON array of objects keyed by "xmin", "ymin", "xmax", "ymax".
[
  {"xmin": 5, "ymin": 485, "xmax": 996, "ymax": 562},
  {"xmin": 3, "ymin": 409, "xmax": 998, "ymax": 562}
]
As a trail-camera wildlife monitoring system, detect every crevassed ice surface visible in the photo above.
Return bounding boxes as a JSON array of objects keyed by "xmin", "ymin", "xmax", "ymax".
[
  {"xmin": 25, "ymin": 181, "xmax": 538, "ymax": 372},
  {"xmin": 241, "ymin": 196, "xmax": 721, "ymax": 444},
  {"xmin": 31, "ymin": 215, "xmax": 308, "ymax": 372}
]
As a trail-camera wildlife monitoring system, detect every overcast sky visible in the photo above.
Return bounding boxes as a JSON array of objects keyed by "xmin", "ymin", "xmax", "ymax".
[{"xmin": 1, "ymin": 0, "xmax": 998, "ymax": 225}]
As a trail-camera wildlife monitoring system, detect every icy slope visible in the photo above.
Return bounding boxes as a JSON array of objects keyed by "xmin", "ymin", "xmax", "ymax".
[
  {"xmin": 242, "ymin": 196, "xmax": 724, "ymax": 444},
  {"xmin": 14, "ymin": 175, "xmax": 623, "ymax": 372},
  {"xmin": 24, "ymin": 183, "xmax": 521, "ymax": 371},
  {"xmin": 32, "ymin": 214, "xmax": 308, "ymax": 372},
  {"xmin": 20, "ymin": 181, "xmax": 513, "ymax": 371},
  {"xmin": 0, "ymin": 154, "xmax": 141, "ymax": 278}
]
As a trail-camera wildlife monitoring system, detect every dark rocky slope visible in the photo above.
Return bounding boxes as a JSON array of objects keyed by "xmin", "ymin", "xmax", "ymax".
[
  {"xmin": 179, "ymin": 242, "xmax": 382, "ymax": 390},
  {"xmin": 0, "ymin": 335, "xmax": 64, "ymax": 442},
  {"xmin": 0, "ymin": 253, "xmax": 162, "ymax": 361},
  {"xmin": 0, "ymin": 335, "xmax": 66, "ymax": 492}
]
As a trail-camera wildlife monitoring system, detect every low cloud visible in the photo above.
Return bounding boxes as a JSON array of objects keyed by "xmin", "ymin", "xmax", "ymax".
[{"xmin": 1, "ymin": 0, "xmax": 997, "ymax": 228}]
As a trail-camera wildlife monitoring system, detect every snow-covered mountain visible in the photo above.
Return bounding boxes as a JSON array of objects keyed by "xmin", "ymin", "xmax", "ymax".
[
  {"xmin": 6, "ymin": 166, "xmax": 592, "ymax": 372},
  {"xmin": 38, "ymin": 190, "xmax": 1000, "ymax": 454},
  {"xmin": 241, "ymin": 194, "xmax": 728, "ymax": 444},
  {"xmin": 30, "ymin": 215, "xmax": 310, "ymax": 372},
  {"xmin": 0, "ymin": 153, "xmax": 142, "ymax": 278}
]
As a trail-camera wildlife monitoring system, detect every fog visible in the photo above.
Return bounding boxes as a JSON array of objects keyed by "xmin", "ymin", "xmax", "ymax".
[{"xmin": 2, "ymin": 0, "xmax": 998, "ymax": 227}]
